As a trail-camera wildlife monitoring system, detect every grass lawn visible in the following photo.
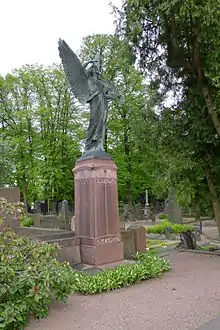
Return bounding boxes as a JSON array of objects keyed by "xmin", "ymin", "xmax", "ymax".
[{"xmin": 147, "ymin": 239, "xmax": 179, "ymax": 249}]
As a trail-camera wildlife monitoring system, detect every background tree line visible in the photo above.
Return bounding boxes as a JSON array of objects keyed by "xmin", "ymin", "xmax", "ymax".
[
  {"xmin": 0, "ymin": 35, "xmax": 162, "ymax": 210},
  {"xmin": 1, "ymin": 0, "xmax": 220, "ymax": 232},
  {"xmin": 113, "ymin": 0, "xmax": 220, "ymax": 231}
]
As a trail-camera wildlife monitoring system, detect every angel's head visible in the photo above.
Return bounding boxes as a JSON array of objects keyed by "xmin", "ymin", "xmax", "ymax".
[{"xmin": 87, "ymin": 63, "xmax": 100, "ymax": 78}]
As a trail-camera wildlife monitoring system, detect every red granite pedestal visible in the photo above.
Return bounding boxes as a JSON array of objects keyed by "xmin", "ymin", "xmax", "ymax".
[{"xmin": 73, "ymin": 156, "xmax": 124, "ymax": 266}]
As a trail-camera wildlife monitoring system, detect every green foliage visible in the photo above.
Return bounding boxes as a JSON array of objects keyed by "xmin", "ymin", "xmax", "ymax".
[
  {"xmin": 19, "ymin": 214, "xmax": 34, "ymax": 227},
  {"xmin": 0, "ymin": 197, "xmax": 23, "ymax": 227},
  {"xmin": 71, "ymin": 252, "xmax": 170, "ymax": 295},
  {"xmin": 0, "ymin": 138, "xmax": 15, "ymax": 186},
  {"xmin": 114, "ymin": 0, "xmax": 220, "ymax": 221},
  {"xmin": 147, "ymin": 220, "xmax": 194, "ymax": 234},
  {"xmin": 0, "ymin": 65, "xmax": 83, "ymax": 205},
  {"xmin": 0, "ymin": 230, "xmax": 74, "ymax": 330},
  {"xmin": 158, "ymin": 214, "xmax": 168, "ymax": 220},
  {"xmin": 0, "ymin": 226, "xmax": 170, "ymax": 328}
]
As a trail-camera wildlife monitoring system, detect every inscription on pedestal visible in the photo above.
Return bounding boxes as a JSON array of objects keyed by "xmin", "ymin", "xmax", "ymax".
[
  {"xmin": 95, "ymin": 178, "xmax": 116, "ymax": 184},
  {"xmin": 96, "ymin": 236, "xmax": 120, "ymax": 245},
  {"xmin": 76, "ymin": 177, "xmax": 116, "ymax": 184}
]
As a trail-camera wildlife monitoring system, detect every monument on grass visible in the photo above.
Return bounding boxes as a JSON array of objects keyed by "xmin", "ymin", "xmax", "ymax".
[
  {"xmin": 144, "ymin": 189, "xmax": 152, "ymax": 221},
  {"xmin": 164, "ymin": 187, "xmax": 182, "ymax": 224},
  {"xmin": 58, "ymin": 39, "xmax": 124, "ymax": 265}
]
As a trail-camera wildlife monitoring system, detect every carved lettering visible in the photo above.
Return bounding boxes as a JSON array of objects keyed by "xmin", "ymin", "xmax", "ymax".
[
  {"xmin": 95, "ymin": 178, "xmax": 116, "ymax": 184},
  {"xmin": 96, "ymin": 237, "xmax": 120, "ymax": 245},
  {"xmin": 76, "ymin": 177, "xmax": 116, "ymax": 184}
]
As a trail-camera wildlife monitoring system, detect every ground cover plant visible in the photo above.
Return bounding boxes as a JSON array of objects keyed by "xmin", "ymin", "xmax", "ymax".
[
  {"xmin": 0, "ymin": 229, "xmax": 170, "ymax": 329},
  {"xmin": 147, "ymin": 219, "xmax": 194, "ymax": 234}
]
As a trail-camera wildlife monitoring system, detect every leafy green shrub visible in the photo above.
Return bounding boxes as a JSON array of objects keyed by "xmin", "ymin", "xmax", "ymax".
[
  {"xmin": 0, "ymin": 230, "xmax": 74, "ymax": 330},
  {"xmin": 0, "ymin": 197, "xmax": 22, "ymax": 227},
  {"xmin": 158, "ymin": 213, "xmax": 168, "ymax": 219},
  {"xmin": 71, "ymin": 252, "xmax": 170, "ymax": 295},
  {"xmin": 19, "ymin": 214, "xmax": 34, "ymax": 227},
  {"xmin": 0, "ymin": 229, "xmax": 171, "ymax": 329},
  {"xmin": 147, "ymin": 219, "xmax": 194, "ymax": 234},
  {"xmin": 0, "ymin": 197, "xmax": 33, "ymax": 228}
]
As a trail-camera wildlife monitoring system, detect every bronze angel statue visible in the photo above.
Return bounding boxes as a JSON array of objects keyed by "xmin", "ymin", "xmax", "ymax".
[{"xmin": 58, "ymin": 39, "xmax": 122, "ymax": 156}]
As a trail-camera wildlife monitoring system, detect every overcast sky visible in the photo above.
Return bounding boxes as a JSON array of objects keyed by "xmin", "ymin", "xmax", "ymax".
[{"xmin": 0, "ymin": 0, "xmax": 122, "ymax": 76}]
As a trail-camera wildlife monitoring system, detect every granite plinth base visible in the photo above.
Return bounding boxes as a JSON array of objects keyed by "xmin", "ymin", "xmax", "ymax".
[
  {"xmin": 80, "ymin": 236, "xmax": 124, "ymax": 266},
  {"xmin": 73, "ymin": 153, "xmax": 124, "ymax": 266}
]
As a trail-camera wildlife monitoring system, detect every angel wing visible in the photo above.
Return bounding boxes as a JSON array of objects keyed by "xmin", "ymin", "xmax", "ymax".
[{"xmin": 58, "ymin": 39, "xmax": 89, "ymax": 104}]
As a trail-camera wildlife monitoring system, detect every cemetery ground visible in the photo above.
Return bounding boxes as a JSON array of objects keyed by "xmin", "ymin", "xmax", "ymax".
[
  {"xmin": 27, "ymin": 251, "xmax": 220, "ymax": 330},
  {"xmin": 2, "ymin": 199, "xmax": 220, "ymax": 330},
  {"xmin": 27, "ymin": 225, "xmax": 220, "ymax": 330}
]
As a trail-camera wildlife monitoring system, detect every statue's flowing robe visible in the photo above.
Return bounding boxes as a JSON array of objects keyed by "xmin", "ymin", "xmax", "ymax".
[{"xmin": 85, "ymin": 83, "xmax": 109, "ymax": 153}]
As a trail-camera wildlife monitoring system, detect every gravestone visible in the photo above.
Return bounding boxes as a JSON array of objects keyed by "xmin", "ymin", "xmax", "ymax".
[
  {"xmin": 164, "ymin": 188, "xmax": 182, "ymax": 223},
  {"xmin": 120, "ymin": 229, "xmax": 136, "ymax": 259},
  {"xmin": 34, "ymin": 200, "xmax": 41, "ymax": 213},
  {"xmin": 57, "ymin": 202, "xmax": 62, "ymax": 214},
  {"xmin": 127, "ymin": 225, "xmax": 146, "ymax": 253},
  {"xmin": 134, "ymin": 203, "xmax": 144, "ymax": 220},
  {"xmin": 124, "ymin": 203, "xmax": 135, "ymax": 222},
  {"xmin": 51, "ymin": 201, "xmax": 57, "ymax": 215},
  {"xmin": 60, "ymin": 200, "xmax": 69, "ymax": 219},
  {"xmin": 155, "ymin": 200, "xmax": 164, "ymax": 213},
  {"xmin": 32, "ymin": 213, "xmax": 41, "ymax": 227},
  {"xmin": 40, "ymin": 201, "xmax": 48, "ymax": 215},
  {"xmin": 0, "ymin": 187, "xmax": 20, "ymax": 229}
]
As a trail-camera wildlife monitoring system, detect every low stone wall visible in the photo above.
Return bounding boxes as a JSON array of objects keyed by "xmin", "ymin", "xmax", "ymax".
[
  {"xmin": 14, "ymin": 226, "xmax": 81, "ymax": 265},
  {"xmin": 12, "ymin": 224, "xmax": 146, "ymax": 265},
  {"xmin": 15, "ymin": 226, "xmax": 72, "ymax": 238},
  {"xmin": 30, "ymin": 213, "xmax": 71, "ymax": 230},
  {"xmin": 38, "ymin": 236, "xmax": 81, "ymax": 265},
  {"xmin": 121, "ymin": 225, "xmax": 146, "ymax": 259}
]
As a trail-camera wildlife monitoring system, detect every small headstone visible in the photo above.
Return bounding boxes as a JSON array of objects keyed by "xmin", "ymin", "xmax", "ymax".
[
  {"xmin": 164, "ymin": 188, "xmax": 182, "ymax": 223},
  {"xmin": 57, "ymin": 202, "xmax": 62, "ymax": 214},
  {"xmin": 134, "ymin": 203, "xmax": 144, "ymax": 220},
  {"xmin": 124, "ymin": 203, "xmax": 135, "ymax": 222},
  {"xmin": 128, "ymin": 225, "xmax": 146, "ymax": 253},
  {"xmin": 120, "ymin": 229, "xmax": 136, "ymax": 259},
  {"xmin": 60, "ymin": 200, "xmax": 69, "ymax": 219},
  {"xmin": 34, "ymin": 200, "xmax": 41, "ymax": 213},
  {"xmin": 51, "ymin": 201, "xmax": 57, "ymax": 215},
  {"xmin": 32, "ymin": 213, "xmax": 41, "ymax": 227}
]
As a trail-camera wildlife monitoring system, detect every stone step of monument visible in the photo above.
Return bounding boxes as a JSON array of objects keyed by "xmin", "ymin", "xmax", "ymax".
[{"xmin": 36, "ymin": 232, "xmax": 75, "ymax": 241}]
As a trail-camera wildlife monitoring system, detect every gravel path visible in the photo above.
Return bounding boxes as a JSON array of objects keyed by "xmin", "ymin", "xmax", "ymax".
[{"xmin": 27, "ymin": 252, "xmax": 220, "ymax": 330}]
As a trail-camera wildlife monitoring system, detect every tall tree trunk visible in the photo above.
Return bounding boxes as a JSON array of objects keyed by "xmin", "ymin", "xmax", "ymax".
[
  {"xmin": 205, "ymin": 167, "xmax": 220, "ymax": 238},
  {"xmin": 192, "ymin": 25, "xmax": 220, "ymax": 137},
  {"xmin": 201, "ymin": 86, "xmax": 220, "ymax": 137}
]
